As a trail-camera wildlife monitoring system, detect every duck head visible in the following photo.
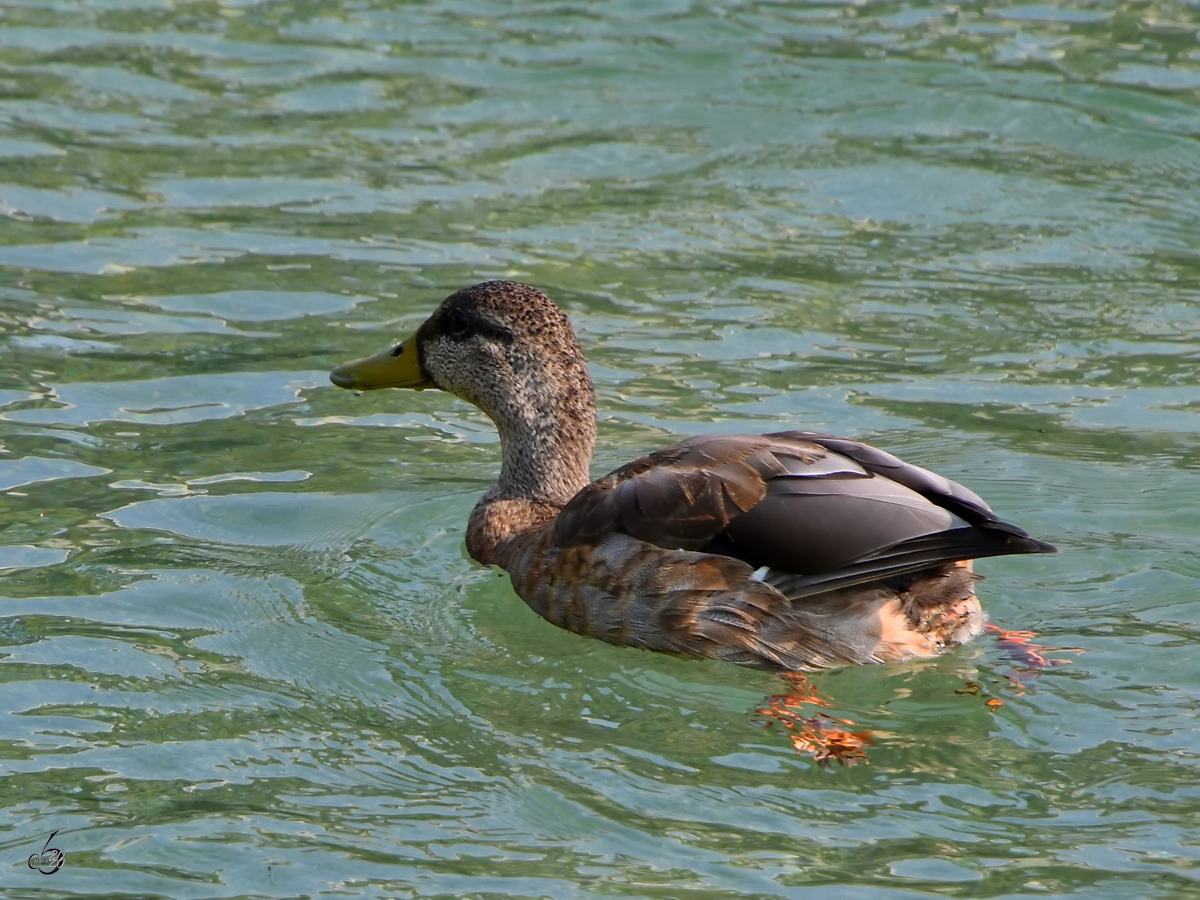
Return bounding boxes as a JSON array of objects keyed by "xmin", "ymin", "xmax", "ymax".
[{"xmin": 330, "ymin": 281, "xmax": 597, "ymax": 505}]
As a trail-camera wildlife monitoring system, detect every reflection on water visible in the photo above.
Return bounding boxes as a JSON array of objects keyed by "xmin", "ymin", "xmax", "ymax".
[{"xmin": 1, "ymin": 0, "xmax": 1199, "ymax": 896}]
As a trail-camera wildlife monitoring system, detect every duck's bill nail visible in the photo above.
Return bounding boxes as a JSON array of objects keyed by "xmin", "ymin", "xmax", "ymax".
[{"xmin": 329, "ymin": 331, "xmax": 433, "ymax": 391}]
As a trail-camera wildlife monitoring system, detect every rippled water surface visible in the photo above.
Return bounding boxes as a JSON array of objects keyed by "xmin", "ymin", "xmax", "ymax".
[{"xmin": 2, "ymin": 0, "xmax": 1199, "ymax": 896}]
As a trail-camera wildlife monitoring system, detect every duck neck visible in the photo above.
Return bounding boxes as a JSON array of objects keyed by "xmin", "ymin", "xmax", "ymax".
[
  {"xmin": 466, "ymin": 366, "xmax": 596, "ymax": 566},
  {"xmin": 490, "ymin": 370, "xmax": 596, "ymax": 507}
]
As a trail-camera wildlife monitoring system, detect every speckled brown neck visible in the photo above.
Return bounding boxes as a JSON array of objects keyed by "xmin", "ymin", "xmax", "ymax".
[
  {"xmin": 491, "ymin": 366, "xmax": 596, "ymax": 504},
  {"xmin": 419, "ymin": 281, "xmax": 597, "ymax": 565},
  {"xmin": 465, "ymin": 361, "xmax": 596, "ymax": 563}
]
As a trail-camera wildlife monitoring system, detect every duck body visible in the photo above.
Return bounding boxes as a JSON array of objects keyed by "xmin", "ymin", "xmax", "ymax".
[{"xmin": 331, "ymin": 281, "xmax": 1055, "ymax": 671}]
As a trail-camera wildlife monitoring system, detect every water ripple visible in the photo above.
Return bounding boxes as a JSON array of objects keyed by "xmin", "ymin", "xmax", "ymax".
[{"xmin": 0, "ymin": 0, "xmax": 1198, "ymax": 896}]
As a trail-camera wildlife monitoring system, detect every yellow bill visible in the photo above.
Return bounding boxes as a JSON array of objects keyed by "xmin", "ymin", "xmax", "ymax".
[{"xmin": 329, "ymin": 330, "xmax": 434, "ymax": 391}]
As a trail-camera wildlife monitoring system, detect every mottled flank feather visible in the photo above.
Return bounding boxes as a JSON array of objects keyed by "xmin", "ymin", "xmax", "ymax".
[{"xmin": 332, "ymin": 281, "xmax": 1056, "ymax": 671}]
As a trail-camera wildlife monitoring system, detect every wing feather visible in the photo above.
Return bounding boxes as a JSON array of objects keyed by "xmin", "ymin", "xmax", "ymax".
[{"xmin": 554, "ymin": 432, "xmax": 1055, "ymax": 595}]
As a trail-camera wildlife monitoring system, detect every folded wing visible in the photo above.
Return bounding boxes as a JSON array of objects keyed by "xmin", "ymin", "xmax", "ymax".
[{"xmin": 555, "ymin": 431, "xmax": 1055, "ymax": 600}]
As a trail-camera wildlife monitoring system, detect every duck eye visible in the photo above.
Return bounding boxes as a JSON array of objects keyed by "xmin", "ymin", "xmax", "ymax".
[{"xmin": 447, "ymin": 308, "xmax": 471, "ymax": 338}]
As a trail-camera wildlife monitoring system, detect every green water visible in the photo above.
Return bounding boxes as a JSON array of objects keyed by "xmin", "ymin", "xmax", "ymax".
[{"xmin": 1, "ymin": 0, "xmax": 1199, "ymax": 896}]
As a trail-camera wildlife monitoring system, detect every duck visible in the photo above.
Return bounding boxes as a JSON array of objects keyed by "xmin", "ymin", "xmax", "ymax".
[{"xmin": 330, "ymin": 281, "xmax": 1056, "ymax": 671}]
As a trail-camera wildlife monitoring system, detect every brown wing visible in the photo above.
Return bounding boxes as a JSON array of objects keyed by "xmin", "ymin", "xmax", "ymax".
[{"xmin": 555, "ymin": 432, "xmax": 1055, "ymax": 599}]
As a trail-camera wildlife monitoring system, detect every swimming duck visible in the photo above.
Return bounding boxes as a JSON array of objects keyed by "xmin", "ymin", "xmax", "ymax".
[{"xmin": 330, "ymin": 281, "xmax": 1055, "ymax": 671}]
